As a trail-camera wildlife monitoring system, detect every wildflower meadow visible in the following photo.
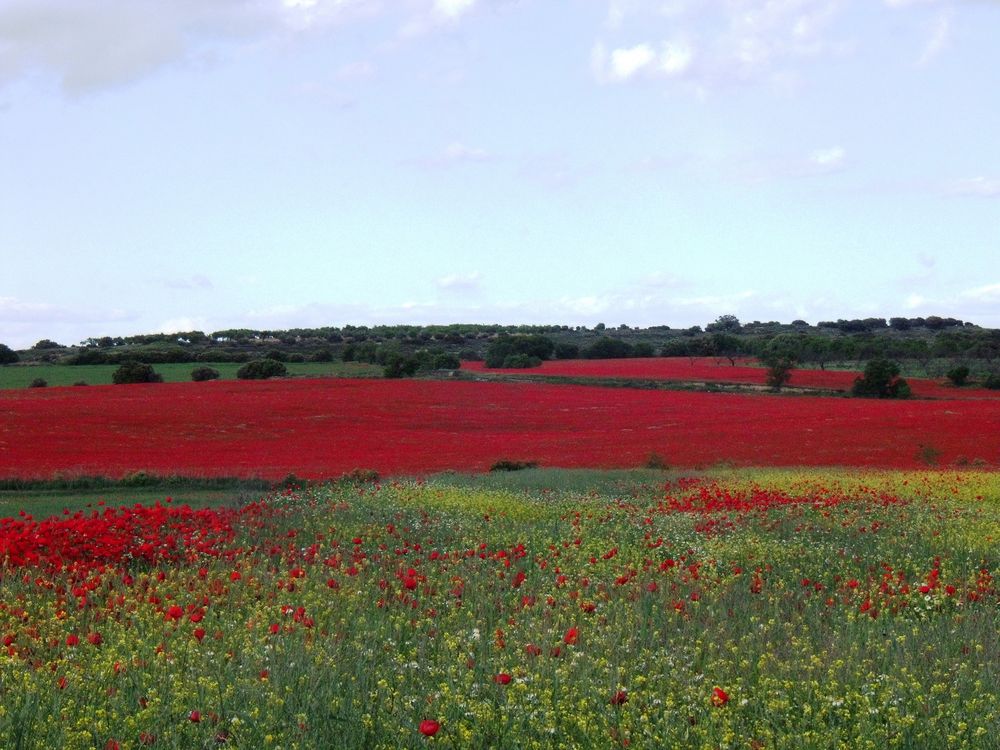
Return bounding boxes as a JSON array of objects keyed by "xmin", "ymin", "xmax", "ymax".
[{"xmin": 1, "ymin": 469, "xmax": 997, "ymax": 749}]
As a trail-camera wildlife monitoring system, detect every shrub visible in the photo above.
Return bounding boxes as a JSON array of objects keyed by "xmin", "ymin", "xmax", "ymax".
[
  {"xmin": 489, "ymin": 459, "xmax": 539, "ymax": 472},
  {"xmin": 946, "ymin": 366, "xmax": 970, "ymax": 387},
  {"xmin": 191, "ymin": 366, "xmax": 220, "ymax": 382},
  {"xmin": 28, "ymin": 378, "xmax": 48, "ymax": 388},
  {"xmin": 500, "ymin": 354, "xmax": 542, "ymax": 368},
  {"xmin": 312, "ymin": 348, "xmax": 334, "ymax": 362},
  {"xmin": 852, "ymin": 359, "xmax": 911, "ymax": 399},
  {"xmin": 0, "ymin": 343, "xmax": 20, "ymax": 364},
  {"xmin": 265, "ymin": 349, "xmax": 288, "ymax": 362},
  {"xmin": 644, "ymin": 452, "xmax": 669, "ymax": 470},
  {"xmin": 554, "ymin": 343, "xmax": 579, "ymax": 359},
  {"xmin": 984, "ymin": 373, "xmax": 1000, "ymax": 390},
  {"xmin": 73, "ymin": 381, "xmax": 88, "ymax": 386},
  {"xmin": 484, "ymin": 334, "xmax": 554, "ymax": 367},
  {"xmin": 112, "ymin": 362, "xmax": 163, "ymax": 385},
  {"xmin": 236, "ymin": 359, "xmax": 287, "ymax": 380},
  {"xmin": 582, "ymin": 337, "xmax": 633, "ymax": 359}
]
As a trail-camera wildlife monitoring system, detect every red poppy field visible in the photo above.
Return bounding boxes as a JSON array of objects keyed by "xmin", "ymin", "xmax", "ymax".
[
  {"xmin": 0, "ymin": 471, "xmax": 997, "ymax": 748},
  {"xmin": 462, "ymin": 357, "xmax": 1000, "ymax": 400},
  {"xmin": 2, "ymin": 377, "xmax": 999, "ymax": 481}
]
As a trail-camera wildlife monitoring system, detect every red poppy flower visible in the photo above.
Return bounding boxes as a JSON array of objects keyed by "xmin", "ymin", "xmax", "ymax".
[
  {"xmin": 563, "ymin": 627, "xmax": 579, "ymax": 645},
  {"xmin": 494, "ymin": 673, "xmax": 512, "ymax": 685},
  {"xmin": 65, "ymin": 634, "xmax": 79, "ymax": 647},
  {"xmin": 610, "ymin": 690, "xmax": 628, "ymax": 706},
  {"xmin": 87, "ymin": 632, "xmax": 103, "ymax": 646},
  {"xmin": 419, "ymin": 719, "xmax": 440, "ymax": 737},
  {"xmin": 711, "ymin": 687, "xmax": 729, "ymax": 707},
  {"xmin": 189, "ymin": 710, "xmax": 201, "ymax": 723}
]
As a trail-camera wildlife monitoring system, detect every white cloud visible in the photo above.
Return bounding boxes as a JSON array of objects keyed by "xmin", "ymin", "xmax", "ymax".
[
  {"xmin": 809, "ymin": 146, "xmax": 846, "ymax": 169},
  {"xmin": 593, "ymin": 1, "xmax": 850, "ymax": 89},
  {"xmin": 918, "ymin": 11, "xmax": 951, "ymax": 65},
  {"xmin": 436, "ymin": 272, "xmax": 482, "ymax": 292},
  {"xmin": 659, "ymin": 41, "xmax": 693, "ymax": 75},
  {"xmin": 434, "ymin": 0, "xmax": 476, "ymax": 19},
  {"xmin": 163, "ymin": 274, "xmax": 214, "ymax": 291},
  {"xmin": 946, "ymin": 177, "xmax": 1000, "ymax": 197},
  {"xmin": 442, "ymin": 142, "xmax": 491, "ymax": 162},
  {"xmin": 610, "ymin": 43, "xmax": 657, "ymax": 80},
  {"xmin": 961, "ymin": 283, "xmax": 1000, "ymax": 302}
]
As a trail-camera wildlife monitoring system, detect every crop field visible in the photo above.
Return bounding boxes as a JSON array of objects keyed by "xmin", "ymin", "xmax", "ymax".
[
  {"xmin": 2, "ymin": 377, "xmax": 999, "ymax": 481},
  {"xmin": 0, "ymin": 469, "xmax": 997, "ymax": 749},
  {"xmin": 0, "ymin": 362, "xmax": 382, "ymax": 389},
  {"xmin": 461, "ymin": 358, "xmax": 1000, "ymax": 400}
]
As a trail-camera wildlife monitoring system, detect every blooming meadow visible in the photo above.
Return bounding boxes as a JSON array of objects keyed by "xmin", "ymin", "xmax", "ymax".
[{"xmin": 1, "ymin": 470, "xmax": 997, "ymax": 748}]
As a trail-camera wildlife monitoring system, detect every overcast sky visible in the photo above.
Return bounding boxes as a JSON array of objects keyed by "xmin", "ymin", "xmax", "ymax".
[{"xmin": 1, "ymin": 0, "xmax": 999, "ymax": 348}]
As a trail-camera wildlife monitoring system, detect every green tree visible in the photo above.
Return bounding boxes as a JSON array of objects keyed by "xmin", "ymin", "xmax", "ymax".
[
  {"xmin": 946, "ymin": 365, "xmax": 970, "ymax": 387},
  {"xmin": 236, "ymin": 359, "xmax": 287, "ymax": 380},
  {"xmin": 852, "ymin": 358, "xmax": 911, "ymax": 399},
  {"xmin": 0, "ymin": 343, "xmax": 19, "ymax": 364},
  {"xmin": 112, "ymin": 361, "xmax": 163, "ymax": 384},
  {"xmin": 760, "ymin": 334, "xmax": 799, "ymax": 390},
  {"xmin": 191, "ymin": 366, "xmax": 221, "ymax": 382}
]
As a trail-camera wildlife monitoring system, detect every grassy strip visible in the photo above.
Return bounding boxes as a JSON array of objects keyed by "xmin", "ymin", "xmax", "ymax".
[
  {"xmin": 0, "ymin": 361, "xmax": 382, "ymax": 389},
  {"xmin": 452, "ymin": 369, "xmax": 848, "ymax": 397}
]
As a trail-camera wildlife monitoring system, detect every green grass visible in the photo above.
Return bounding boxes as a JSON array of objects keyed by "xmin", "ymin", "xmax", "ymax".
[
  {"xmin": 0, "ymin": 361, "xmax": 382, "ymax": 389},
  {"xmin": 0, "ymin": 487, "xmax": 253, "ymax": 520}
]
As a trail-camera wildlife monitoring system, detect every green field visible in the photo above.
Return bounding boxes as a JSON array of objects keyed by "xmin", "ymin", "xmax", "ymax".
[{"xmin": 0, "ymin": 361, "xmax": 382, "ymax": 389}]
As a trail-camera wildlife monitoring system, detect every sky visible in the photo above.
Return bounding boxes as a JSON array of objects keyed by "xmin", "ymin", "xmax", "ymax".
[{"xmin": 1, "ymin": 0, "xmax": 999, "ymax": 349}]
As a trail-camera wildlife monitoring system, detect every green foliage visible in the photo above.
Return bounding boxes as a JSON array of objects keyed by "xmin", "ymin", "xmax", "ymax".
[
  {"xmin": 191, "ymin": 366, "xmax": 221, "ymax": 382},
  {"xmin": 484, "ymin": 334, "xmax": 555, "ymax": 367},
  {"xmin": 0, "ymin": 344, "xmax": 19, "ymax": 364},
  {"xmin": 554, "ymin": 342, "xmax": 579, "ymax": 359},
  {"xmin": 112, "ymin": 361, "xmax": 164, "ymax": 385},
  {"xmin": 706, "ymin": 314, "xmax": 741, "ymax": 333},
  {"xmin": 489, "ymin": 459, "xmax": 539, "ymax": 472},
  {"xmin": 946, "ymin": 365, "xmax": 970, "ymax": 387},
  {"xmin": 643, "ymin": 452, "xmax": 669, "ymax": 470},
  {"xmin": 236, "ymin": 359, "xmax": 287, "ymax": 380},
  {"xmin": 32, "ymin": 339, "xmax": 63, "ymax": 350},
  {"xmin": 582, "ymin": 336, "xmax": 634, "ymax": 359},
  {"xmin": 852, "ymin": 358, "xmax": 911, "ymax": 399},
  {"xmin": 311, "ymin": 348, "xmax": 334, "ymax": 362},
  {"xmin": 28, "ymin": 378, "xmax": 47, "ymax": 388},
  {"xmin": 760, "ymin": 335, "xmax": 799, "ymax": 390},
  {"xmin": 984, "ymin": 373, "xmax": 1000, "ymax": 390}
]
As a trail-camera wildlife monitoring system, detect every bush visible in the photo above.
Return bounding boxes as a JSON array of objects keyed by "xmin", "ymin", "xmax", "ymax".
[
  {"xmin": 312, "ymin": 348, "xmax": 334, "ymax": 362},
  {"xmin": 582, "ymin": 337, "xmax": 634, "ymax": 359},
  {"xmin": 500, "ymin": 354, "xmax": 542, "ymax": 368},
  {"xmin": 852, "ymin": 358, "xmax": 911, "ymax": 399},
  {"xmin": 554, "ymin": 343, "xmax": 579, "ymax": 359},
  {"xmin": 28, "ymin": 378, "xmax": 48, "ymax": 388},
  {"xmin": 112, "ymin": 362, "xmax": 163, "ymax": 385},
  {"xmin": 489, "ymin": 459, "xmax": 539, "ymax": 472},
  {"xmin": 236, "ymin": 359, "xmax": 287, "ymax": 380},
  {"xmin": 191, "ymin": 366, "xmax": 220, "ymax": 382},
  {"xmin": 984, "ymin": 373, "xmax": 1000, "ymax": 390},
  {"xmin": 0, "ymin": 343, "xmax": 20, "ymax": 364},
  {"xmin": 644, "ymin": 452, "xmax": 669, "ymax": 470},
  {"xmin": 946, "ymin": 365, "xmax": 970, "ymax": 387},
  {"xmin": 484, "ymin": 335, "xmax": 554, "ymax": 367}
]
